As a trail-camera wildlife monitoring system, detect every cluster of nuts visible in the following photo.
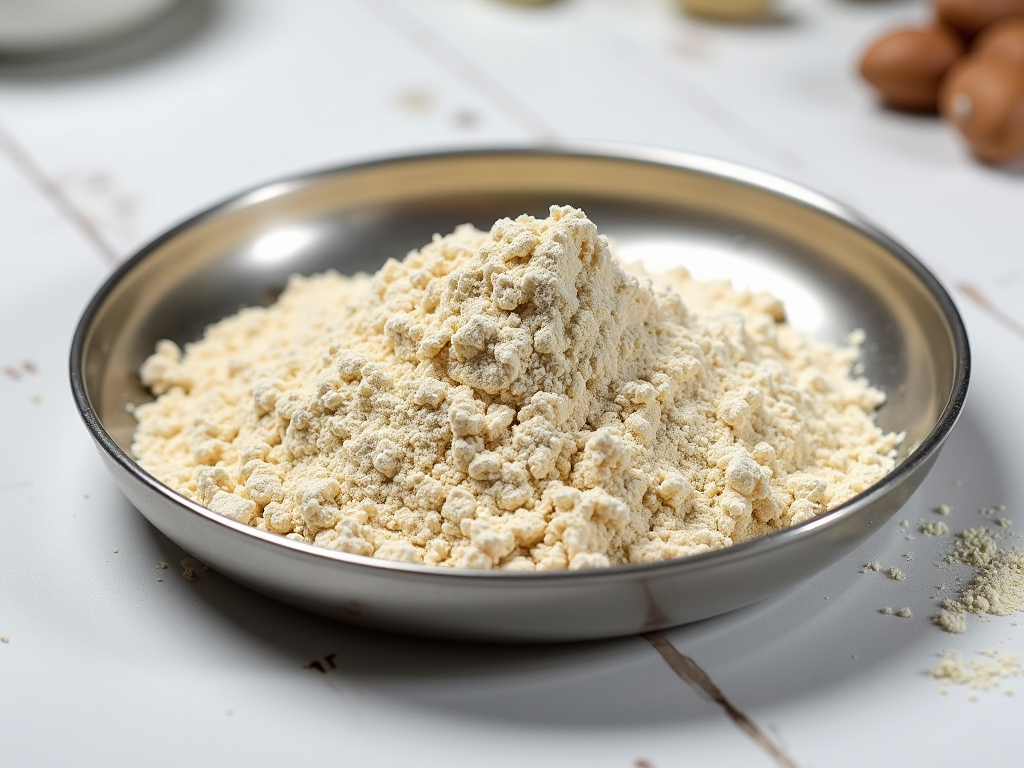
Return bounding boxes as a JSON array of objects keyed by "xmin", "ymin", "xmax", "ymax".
[{"xmin": 859, "ymin": 0, "xmax": 1024, "ymax": 164}]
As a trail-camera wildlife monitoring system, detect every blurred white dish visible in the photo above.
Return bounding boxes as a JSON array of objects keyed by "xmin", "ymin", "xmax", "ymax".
[{"xmin": 0, "ymin": 0, "xmax": 176, "ymax": 53}]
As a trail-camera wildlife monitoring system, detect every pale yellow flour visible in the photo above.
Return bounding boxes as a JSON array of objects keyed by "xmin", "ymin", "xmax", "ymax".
[
  {"xmin": 132, "ymin": 206, "xmax": 900, "ymax": 570},
  {"xmin": 929, "ymin": 649, "xmax": 1022, "ymax": 694},
  {"xmin": 933, "ymin": 526, "xmax": 1024, "ymax": 633}
]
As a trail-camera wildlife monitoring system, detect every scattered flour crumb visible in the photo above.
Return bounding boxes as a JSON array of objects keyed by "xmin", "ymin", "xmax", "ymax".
[
  {"xmin": 181, "ymin": 557, "xmax": 200, "ymax": 581},
  {"xmin": 958, "ymin": 551, "xmax": 1024, "ymax": 616},
  {"xmin": 880, "ymin": 606, "xmax": 912, "ymax": 617},
  {"xmin": 921, "ymin": 520, "xmax": 950, "ymax": 537},
  {"xmin": 156, "ymin": 562, "xmax": 168, "ymax": 570},
  {"xmin": 929, "ymin": 649, "xmax": 1022, "ymax": 695},
  {"xmin": 904, "ymin": 552, "xmax": 913, "ymax": 561},
  {"xmin": 131, "ymin": 206, "xmax": 901, "ymax": 570},
  {"xmin": 887, "ymin": 566, "xmax": 906, "ymax": 581},
  {"xmin": 864, "ymin": 561, "xmax": 882, "ymax": 572},
  {"xmin": 935, "ymin": 503, "xmax": 952, "ymax": 516},
  {"xmin": 933, "ymin": 526, "xmax": 1024, "ymax": 634},
  {"xmin": 0, "ymin": 636, "xmax": 8, "ymax": 644}
]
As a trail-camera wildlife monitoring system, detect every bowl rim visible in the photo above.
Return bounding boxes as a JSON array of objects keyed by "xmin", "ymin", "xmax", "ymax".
[{"xmin": 69, "ymin": 142, "xmax": 972, "ymax": 583}]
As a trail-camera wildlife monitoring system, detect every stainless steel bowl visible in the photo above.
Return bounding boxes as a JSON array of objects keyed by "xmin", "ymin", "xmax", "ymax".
[{"xmin": 70, "ymin": 146, "xmax": 969, "ymax": 642}]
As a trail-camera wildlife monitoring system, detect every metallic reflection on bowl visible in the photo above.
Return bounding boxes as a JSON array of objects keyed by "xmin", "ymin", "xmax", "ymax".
[{"xmin": 70, "ymin": 146, "xmax": 969, "ymax": 642}]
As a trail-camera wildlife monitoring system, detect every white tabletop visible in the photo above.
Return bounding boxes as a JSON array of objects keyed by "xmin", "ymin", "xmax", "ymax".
[{"xmin": 3, "ymin": 1, "xmax": 1022, "ymax": 766}]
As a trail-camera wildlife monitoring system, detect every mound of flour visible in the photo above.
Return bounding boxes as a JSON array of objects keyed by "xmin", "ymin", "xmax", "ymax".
[{"xmin": 132, "ymin": 206, "xmax": 899, "ymax": 570}]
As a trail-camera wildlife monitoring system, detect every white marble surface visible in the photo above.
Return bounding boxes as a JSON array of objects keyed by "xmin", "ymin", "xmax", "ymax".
[{"xmin": 2, "ymin": 1, "xmax": 1022, "ymax": 766}]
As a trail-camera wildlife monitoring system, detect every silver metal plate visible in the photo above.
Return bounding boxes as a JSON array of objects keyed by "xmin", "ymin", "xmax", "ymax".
[{"xmin": 71, "ymin": 146, "xmax": 969, "ymax": 642}]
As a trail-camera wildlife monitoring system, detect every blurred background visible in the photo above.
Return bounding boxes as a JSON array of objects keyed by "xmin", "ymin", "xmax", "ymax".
[
  {"xmin": 3, "ymin": 2, "xmax": 1024, "ymax": 767},
  {"xmin": 1, "ymin": 0, "xmax": 1019, "ymax": 268}
]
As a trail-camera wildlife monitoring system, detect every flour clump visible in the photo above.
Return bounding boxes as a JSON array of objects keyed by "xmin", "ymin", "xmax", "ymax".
[
  {"xmin": 933, "ymin": 525, "xmax": 1024, "ymax": 633},
  {"xmin": 132, "ymin": 206, "xmax": 900, "ymax": 570}
]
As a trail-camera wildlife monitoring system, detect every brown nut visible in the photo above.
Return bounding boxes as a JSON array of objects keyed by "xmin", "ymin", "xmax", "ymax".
[
  {"xmin": 933, "ymin": 0, "xmax": 1024, "ymax": 39},
  {"xmin": 859, "ymin": 25, "xmax": 966, "ymax": 112},
  {"xmin": 972, "ymin": 17, "xmax": 1024, "ymax": 69},
  {"xmin": 940, "ymin": 57, "xmax": 1024, "ymax": 163}
]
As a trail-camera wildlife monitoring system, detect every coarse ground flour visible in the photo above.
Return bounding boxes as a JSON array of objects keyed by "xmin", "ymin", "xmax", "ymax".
[
  {"xmin": 929, "ymin": 649, "xmax": 1021, "ymax": 696},
  {"xmin": 132, "ymin": 206, "xmax": 901, "ymax": 570},
  {"xmin": 933, "ymin": 526, "xmax": 1024, "ymax": 633}
]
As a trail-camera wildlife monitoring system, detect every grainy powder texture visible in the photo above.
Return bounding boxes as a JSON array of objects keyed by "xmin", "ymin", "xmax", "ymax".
[
  {"xmin": 132, "ymin": 206, "xmax": 900, "ymax": 570},
  {"xmin": 933, "ymin": 526, "xmax": 1024, "ymax": 633},
  {"xmin": 929, "ymin": 649, "xmax": 1022, "ymax": 694}
]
